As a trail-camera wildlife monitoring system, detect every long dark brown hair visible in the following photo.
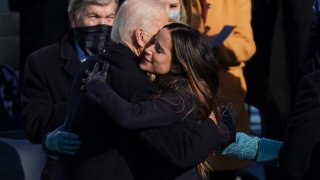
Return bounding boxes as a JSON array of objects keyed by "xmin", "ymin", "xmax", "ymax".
[
  {"xmin": 156, "ymin": 22, "xmax": 220, "ymax": 177},
  {"xmin": 157, "ymin": 23, "xmax": 220, "ymax": 121}
]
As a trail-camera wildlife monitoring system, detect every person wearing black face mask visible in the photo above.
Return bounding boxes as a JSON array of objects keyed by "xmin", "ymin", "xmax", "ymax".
[
  {"xmin": 74, "ymin": 24, "xmax": 113, "ymax": 56},
  {"xmin": 20, "ymin": 0, "xmax": 117, "ymax": 179}
]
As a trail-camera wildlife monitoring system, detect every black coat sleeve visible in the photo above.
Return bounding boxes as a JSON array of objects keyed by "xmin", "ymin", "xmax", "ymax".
[
  {"xmin": 21, "ymin": 55, "xmax": 67, "ymax": 143},
  {"xmin": 87, "ymin": 82, "xmax": 186, "ymax": 129},
  {"xmin": 279, "ymin": 73, "xmax": 320, "ymax": 179}
]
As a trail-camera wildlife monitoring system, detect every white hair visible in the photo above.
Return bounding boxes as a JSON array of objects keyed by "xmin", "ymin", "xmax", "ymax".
[{"xmin": 111, "ymin": 0, "xmax": 166, "ymax": 44}]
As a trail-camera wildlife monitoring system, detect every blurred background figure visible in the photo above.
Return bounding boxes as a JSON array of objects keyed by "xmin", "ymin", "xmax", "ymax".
[
  {"xmin": 245, "ymin": 0, "xmax": 313, "ymax": 179},
  {"xmin": 279, "ymin": 62, "xmax": 320, "ymax": 180},
  {"xmin": 0, "ymin": 0, "xmax": 21, "ymax": 131},
  {"xmin": 161, "ymin": 0, "xmax": 187, "ymax": 23},
  {"xmin": 276, "ymin": 6, "xmax": 320, "ymax": 177},
  {"xmin": 278, "ymin": 2, "xmax": 320, "ymax": 179}
]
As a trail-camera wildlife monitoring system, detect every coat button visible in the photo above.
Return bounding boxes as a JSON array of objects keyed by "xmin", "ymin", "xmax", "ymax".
[{"xmin": 207, "ymin": 3, "xmax": 211, "ymax": 8}]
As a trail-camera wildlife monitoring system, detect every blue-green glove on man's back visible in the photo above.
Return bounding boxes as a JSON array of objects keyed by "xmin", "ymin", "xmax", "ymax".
[{"xmin": 43, "ymin": 123, "xmax": 81, "ymax": 159}]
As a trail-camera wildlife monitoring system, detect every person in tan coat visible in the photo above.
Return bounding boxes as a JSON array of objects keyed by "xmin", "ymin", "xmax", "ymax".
[{"xmin": 184, "ymin": 0, "xmax": 256, "ymax": 179}]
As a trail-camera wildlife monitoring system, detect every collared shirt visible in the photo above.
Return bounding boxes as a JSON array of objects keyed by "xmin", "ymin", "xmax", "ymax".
[{"xmin": 74, "ymin": 40, "xmax": 89, "ymax": 63}]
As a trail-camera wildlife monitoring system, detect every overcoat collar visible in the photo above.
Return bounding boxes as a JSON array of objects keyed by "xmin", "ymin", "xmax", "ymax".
[{"xmin": 59, "ymin": 29, "xmax": 81, "ymax": 77}]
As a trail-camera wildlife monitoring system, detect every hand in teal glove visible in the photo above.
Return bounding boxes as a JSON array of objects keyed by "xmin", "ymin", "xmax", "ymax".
[
  {"xmin": 222, "ymin": 132, "xmax": 283, "ymax": 166},
  {"xmin": 44, "ymin": 124, "xmax": 81, "ymax": 156},
  {"xmin": 222, "ymin": 132, "xmax": 260, "ymax": 160}
]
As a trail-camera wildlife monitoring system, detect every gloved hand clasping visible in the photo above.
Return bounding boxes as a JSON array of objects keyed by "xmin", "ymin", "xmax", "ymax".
[
  {"xmin": 44, "ymin": 123, "xmax": 81, "ymax": 155},
  {"xmin": 80, "ymin": 61, "xmax": 109, "ymax": 91}
]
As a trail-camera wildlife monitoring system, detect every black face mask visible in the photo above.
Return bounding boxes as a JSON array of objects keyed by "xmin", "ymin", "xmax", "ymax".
[{"xmin": 73, "ymin": 24, "xmax": 112, "ymax": 56}]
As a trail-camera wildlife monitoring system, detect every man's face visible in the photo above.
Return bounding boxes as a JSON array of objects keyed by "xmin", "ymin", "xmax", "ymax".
[{"xmin": 70, "ymin": 1, "xmax": 117, "ymax": 28}]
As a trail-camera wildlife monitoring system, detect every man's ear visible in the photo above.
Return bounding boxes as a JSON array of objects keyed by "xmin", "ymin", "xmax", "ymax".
[
  {"xmin": 135, "ymin": 28, "xmax": 146, "ymax": 48},
  {"xmin": 69, "ymin": 11, "xmax": 76, "ymax": 28}
]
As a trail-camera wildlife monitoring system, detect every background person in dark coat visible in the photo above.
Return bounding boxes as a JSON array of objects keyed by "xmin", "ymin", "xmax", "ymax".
[
  {"xmin": 279, "ymin": 4, "xmax": 320, "ymax": 178},
  {"xmin": 279, "ymin": 69, "xmax": 320, "ymax": 180},
  {"xmin": 44, "ymin": 0, "xmax": 232, "ymax": 179},
  {"xmin": 245, "ymin": 1, "xmax": 313, "ymax": 179},
  {"xmin": 20, "ymin": 0, "xmax": 117, "ymax": 179}
]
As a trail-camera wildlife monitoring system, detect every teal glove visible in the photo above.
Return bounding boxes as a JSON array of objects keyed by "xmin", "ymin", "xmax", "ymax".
[
  {"xmin": 44, "ymin": 124, "xmax": 81, "ymax": 156},
  {"xmin": 222, "ymin": 132, "xmax": 283, "ymax": 167},
  {"xmin": 222, "ymin": 132, "xmax": 260, "ymax": 160},
  {"xmin": 256, "ymin": 138, "xmax": 282, "ymax": 166}
]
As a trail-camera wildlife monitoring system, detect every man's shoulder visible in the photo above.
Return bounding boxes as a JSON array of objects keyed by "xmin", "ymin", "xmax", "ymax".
[
  {"xmin": 107, "ymin": 43, "xmax": 136, "ymax": 61},
  {"xmin": 24, "ymin": 43, "xmax": 61, "ymax": 70},
  {"xmin": 26, "ymin": 40, "xmax": 75, "ymax": 65},
  {"xmin": 28, "ymin": 43, "xmax": 60, "ymax": 58}
]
